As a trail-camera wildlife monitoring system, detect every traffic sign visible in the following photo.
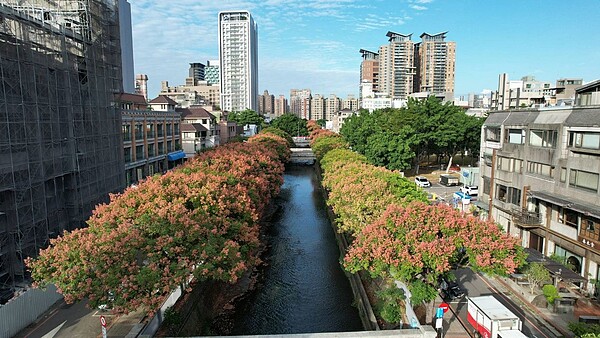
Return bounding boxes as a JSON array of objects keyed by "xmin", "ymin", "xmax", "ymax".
[
  {"xmin": 100, "ymin": 315, "xmax": 107, "ymax": 327},
  {"xmin": 439, "ymin": 302, "xmax": 450, "ymax": 313},
  {"xmin": 436, "ymin": 307, "xmax": 444, "ymax": 318}
]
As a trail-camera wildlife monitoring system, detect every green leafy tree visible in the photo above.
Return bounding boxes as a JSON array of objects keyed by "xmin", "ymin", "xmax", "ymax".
[
  {"xmin": 270, "ymin": 113, "xmax": 308, "ymax": 137},
  {"xmin": 569, "ymin": 322, "xmax": 600, "ymax": 336},
  {"xmin": 523, "ymin": 262, "xmax": 550, "ymax": 294},
  {"xmin": 228, "ymin": 109, "xmax": 264, "ymax": 127},
  {"xmin": 376, "ymin": 285, "xmax": 406, "ymax": 325},
  {"xmin": 316, "ymin": 119, "xmax": 327, "ymax": 128}
]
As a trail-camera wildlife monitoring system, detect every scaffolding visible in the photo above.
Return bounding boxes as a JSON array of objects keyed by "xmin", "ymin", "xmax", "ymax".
[{"xmin": 0, "ymin": 0, "xmax": 125, "ymax": 302}]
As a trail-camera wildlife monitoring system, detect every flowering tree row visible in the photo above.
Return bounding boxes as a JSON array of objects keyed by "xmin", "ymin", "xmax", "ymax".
[
  {"xmin": 26, "ymin": 132, "xmax": 291, "ymax": 314},
  {"xmin": 309, "ymin": 124, "xmax": 525, "ymax": 307}
]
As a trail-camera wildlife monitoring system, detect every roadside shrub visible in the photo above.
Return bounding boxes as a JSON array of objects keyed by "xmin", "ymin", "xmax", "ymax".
[{"xmin": 377, "ymin": 285, "xmax": 406, "ymax": 326}]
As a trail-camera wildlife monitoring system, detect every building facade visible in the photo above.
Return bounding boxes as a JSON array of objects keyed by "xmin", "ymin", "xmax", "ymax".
[
  {"xmin": 290, "ymin": 89, "xmax": 312, "ymax": 118},
  {"xmin": 478, "ymin": 95, "xmax": 600, "ymax": 291},
  {"xmin": 178, "ymin": 107, "xmax": 220, "ymax": 158},
  {"xmin": 205, "ymin": 60, "xmax": 220, "ymax": 86},
  {"xmin": 416, "ymin": 32, "xmax": 455, "ymax": 94},
  {"xmin": 258, "ymin": 90, "xmax": 275, "ymax": 116},
  {"xmin": 159, "ymin": 80, "xmax": 220, "ymax": 109},
  {"xmin": 218, "ymin": 11, "xmax": 258, "ymax": 112},
  {"xmin": 189, "ymin": 62, "xmax": 205, "ymax": 83},
  {"xmin": 120, "ymin": 94, "xmax": 183, "ymax": 186},
  {"xmin": 0, "ymin": 0, "xmax": 124, "ymax": 301},
  {"xmin": 274, "ymin": 95, "xmax": 288, "ymax": 117},
  {"xmin": 360, "ymin": 31, "xmax": 456, "ymax": 104}
]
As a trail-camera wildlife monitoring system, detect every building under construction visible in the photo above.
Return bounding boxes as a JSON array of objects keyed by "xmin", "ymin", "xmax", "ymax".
[{"xmin": 0, "ymin": 0, "xmax": 125, "ymax": 302}]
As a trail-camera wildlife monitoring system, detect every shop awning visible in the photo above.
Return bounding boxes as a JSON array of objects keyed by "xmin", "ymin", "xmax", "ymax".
[
  {"xmin": 167, "ymin": 150, "xmax": 185, "ymax": 161},
  {"xmin": 525, "ymin": 248, "xmax": 587, "ymax": 282}
]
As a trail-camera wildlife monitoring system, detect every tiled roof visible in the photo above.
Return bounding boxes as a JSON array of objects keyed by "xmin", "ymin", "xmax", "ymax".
[
  {"xmin": 149, "ymin": 95, "xmax": 178, "ymax": 105},
  {"xmin": 181, "ymin": 123, "xmax": 208, "ymax": 132},
  {"xmin": 115, "ymin": 92, "xmax": 146, "ymax": 104},
  {"xmin": 176, "ymin": 107, "xmax": 216, "ymax": 120}
]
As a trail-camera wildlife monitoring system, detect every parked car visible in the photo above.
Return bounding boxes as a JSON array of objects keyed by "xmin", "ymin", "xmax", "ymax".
[
  {"xmin": 460, "ymin": 185, "xmax": 479, "ymax": 196},
  {"xmin": 414, "ymin": 176, "xmax": 431, "ymax": 188}
]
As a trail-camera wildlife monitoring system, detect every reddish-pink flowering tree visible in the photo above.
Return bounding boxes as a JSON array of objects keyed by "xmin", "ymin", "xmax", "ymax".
[
  {"xmin": 26, "ymin": 133, "xmax": 289, "ymax": 314},
  {"xmin": 344, "ymin": 201, "xmax": 526, "ymax": 302}
]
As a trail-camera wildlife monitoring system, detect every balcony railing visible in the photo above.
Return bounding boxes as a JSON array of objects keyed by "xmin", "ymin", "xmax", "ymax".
[{"xmin": 511, "ymin": 208, "xmax": 542, "ymax": 229}]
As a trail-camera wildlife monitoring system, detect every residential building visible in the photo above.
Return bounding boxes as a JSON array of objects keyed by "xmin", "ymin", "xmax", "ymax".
[
  {"xmin": 259, "ymin": 90, "xmax": 275, "ymax": 116},
  {"xmin": 342, "ymin": 95, "xmax": 359, "ymax": 111},
  {"xmin": 415, "ymin": 32, "xmax": 455, "ymax": 95},
  {"xmin": 135, "ymin": 74, "xmax": 149, "ymax": 101},
  {"xmin": 218, "ymin": 11, "xmax": 258, "ymax": 112},
  {"xmin": 290, "ymin": 89, "xmax": 312, "ymax": 118},
  {"xmin": 576, "ymin": 79, "xmax": 600, "ymax": 106},
  {"xmin": 189, "ymin": 62, "xmax": 206, "ymax": 83},
  {"xmin": 159, "ymin": 80, "xmax": 220, "ymax": 108},
  {"xmin": 311, "ymin": 94, "xmax": 326, "ymax": 121},
  {"xmin": 205, "ymin": 60, "xmax": 220, "ymax": 85},
  {"xmin": 491, "ymin": 73, "xmax": 555, "ymax": 110},
  {"xmin": 360, "ymin": 31, "xmax": 455, "ymax": 103},
  {"xmin": 359, "ymin": 49, "xmax": 379, "ymax": 97},
  {"xmin": 0, "ymin": 0, "xmax": 124, "ymax": 301},
  {"xmin": 274, "ymin": 95, "xmax": 288, "ymax": 117},
  {"xmin": 177, "ymin": 107, "xmax": 220, "ymax": 157},
  {"xmin": 553, "ymin": 78, "xmax": 584, "ymax": 105},
  {"xmin": 478, "ymin": 86, "xmax": 600, "ymax": 291},
  {"xmin": 331, "ymin": 108, "xmax": 357, "ymax": 133},
  {"xmin": 325, "ymin": 94, "xmax": 341, "ymax": 121},
  {"xmin": 119, "ymin": 94, "xmax": 184, "ymax": 186}
]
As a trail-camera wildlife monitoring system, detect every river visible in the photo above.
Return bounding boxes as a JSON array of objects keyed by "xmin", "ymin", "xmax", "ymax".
[{"xmin": 227, "ymin": 165, "xmax": 363, "ymax": 335}]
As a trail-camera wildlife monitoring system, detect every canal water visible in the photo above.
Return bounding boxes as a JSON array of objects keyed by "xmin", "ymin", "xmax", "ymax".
[{"xmin": 228, "ymin": 165, "xmax": 363, "ymax": 335}]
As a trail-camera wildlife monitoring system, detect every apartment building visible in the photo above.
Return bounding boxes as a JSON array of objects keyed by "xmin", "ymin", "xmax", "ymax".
[
  {"xmin": 274, "ymin": 95, "xmax": 288, "ymax": 117},
  {"xmin": 415, "ymin": 32, "xmax": 455, "ymax": 94},
  {"xmin": 478, "ymin": 82, "xmax": 600, "ymax": 291},
  {"xmin": 290, "ymin": 89, "xmax": 312, "ymax": 118},
  {"xmin": 0, "ymin": 0, "xmax": 124, "ymax": 301},
  {"xmin": 360, "ymin": 31, "xmax": 455, "ymax": 103},
  {"xmin": 205, "ymin": 60, "xmax": 220, "ymax": 85},
  {"xmin": 119, "ymin": 94, "xmax": 184, "ymax": 186},
  {"xmin": 177, "ymin": 107, "xmax": 220, "ymax": 157},
  {"xmin": 189, "ymin": 62, "xmax": 206, "ymax": 83},
  {"xmin": 311, "ymin": 94, "xmax": 326, "ymax": 121},
  {"xmin": 159, "ymin": 79, "xmax": 220, "ymax": 109},
  {"xmin": 218, "ymin": 11, "xmax": 258, "ymax": 112},
  {"xmin": 342, "ymin": 95, "xmax": 359, "ymax": 111},
  {"xmin": 325, "ymin": 95, "xmax": 342, "ymax": 121},
  {"xmin": 259, "ymin": 90, "xmax": 275, "ymax": 116}
]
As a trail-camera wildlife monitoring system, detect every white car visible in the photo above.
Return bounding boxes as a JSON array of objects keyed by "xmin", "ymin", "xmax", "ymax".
[
  {"xmin": 460, "ymin": 185, "xmax": 479, "ymax": 196},
  {"xmin": 414, "ymin": 176, "xmax": 431, "ymax": 188}
]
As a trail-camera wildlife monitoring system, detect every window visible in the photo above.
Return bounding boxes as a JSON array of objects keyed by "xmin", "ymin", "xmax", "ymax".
[
  {"xmin": 569, "ymin": 169, "xmax": 599, "ymax": 192},
  {"xmin": 558, "ymin": 208, "xmax": 578, "ymax": 229},
  {"xmin": 569, "ymin": 131, "xmax": 600, "ymax": 150},
  {"xmin": 202, "ymin": 118, "xmax": 207, "ymax": 124},
  {"xmin": 146, "ymin": 123, "xmax": 155, "ymax": 138},
  {"xmin": 560, "ymin": 167, "xmax": 567, "ymax": 183},
  {"xmin": 496, "ymin": 184, "xmax": 521, "ymax": 206},
  {"xmin": 135, "ymin": 145, "xmax": 144, "ymax": 161},
  {"xmin": 483, "ymin": 177, "xmax": 491, "ymax": 195},
  {"xmin": 167, "ymin": 141, "xmax": 172, "ymax": 152},
  {"xmin": 527, "ymin": 161, "xmax": 554, "ymax": 178},
  {"xmin": 485, "ymin": 127, "xmax": 501, "ymax": 142},
  {"xmin": 148, "ymin": 143, "xmax": 155, "ymax": 157},
  {"xmin": 135, "ymin": 124, "xmax": 144, "ymax": 140},
  {"xmin": 497, "ymin": 156, "xmax": 523, "ymax": 173},
  {"xmin": 124, "ymin": 147, "xmax": 132, "ymax": 163},
  {"xmin": 530, "ymin": 129, "xmax": 557, "ymax": 148},
  {"xmin": 122, "ymin": 124, "xmax": 131, "ymax": 141},
  {"xmin": 158, "ymin": 142, "xmax": 164, "ymax": 155},
  {"xmin": 506, "ymin": 129, "xmax": 525, "ymax": 144}
]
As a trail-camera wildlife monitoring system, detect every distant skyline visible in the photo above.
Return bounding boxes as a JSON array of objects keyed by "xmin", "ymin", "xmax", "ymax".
[{"xmin": 131, "ymin": 0, "xmax": 600, "ymax": 100}]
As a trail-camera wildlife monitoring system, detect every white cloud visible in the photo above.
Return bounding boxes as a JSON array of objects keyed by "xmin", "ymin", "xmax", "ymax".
[{"xmin": 410, "ymin": 5, "xmax": 427, "ymax": 10}]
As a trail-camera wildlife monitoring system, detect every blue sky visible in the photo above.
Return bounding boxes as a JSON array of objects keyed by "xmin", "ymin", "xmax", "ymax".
[{"xmin": 130, "ymin": 0, "xmax": 600, "ymax": 100}]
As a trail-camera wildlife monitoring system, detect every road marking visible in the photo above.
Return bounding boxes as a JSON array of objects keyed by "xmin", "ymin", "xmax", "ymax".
[{"xmin": 40, "ymin": 320, "xmax": 66, "ymax": 338}]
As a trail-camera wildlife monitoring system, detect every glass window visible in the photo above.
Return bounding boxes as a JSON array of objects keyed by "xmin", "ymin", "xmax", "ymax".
[
  {"xmin": 485, "ymin": 127, "xmax": 501, "ymax": 142},
  {"xmin": 530, "ymin": 129, "xmax": 557, "ymax": 148},
  {"xmin": 569, "ymin": 169, "xmax": 599, "ymax": 192},
  {"xmin": 506, "ymin": 129, "xmax": 525, "ymax": 144},
  {"xmin": 560, "ymin": 168, "xmax": 567, "ymax": 183}
]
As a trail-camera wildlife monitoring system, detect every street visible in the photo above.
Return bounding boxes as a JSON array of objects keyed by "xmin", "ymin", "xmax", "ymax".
[{"xmin": 445, "ymin": 268, "xmax": 558, "ymax": 338}]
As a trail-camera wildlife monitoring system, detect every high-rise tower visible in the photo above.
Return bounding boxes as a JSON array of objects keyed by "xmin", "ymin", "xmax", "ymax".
[
  {"xmin": 218, "ymin": 11, "xmax": 258, "ymax": 112},
  {"xmin": 416, "ymin": 32, "xmax": 455, "ymax": 95}
]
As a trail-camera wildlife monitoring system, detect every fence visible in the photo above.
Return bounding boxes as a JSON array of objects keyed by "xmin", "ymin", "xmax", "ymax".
[{"xmin": 0, "ymin": 285, "xmax": 63, "ymax": 338}]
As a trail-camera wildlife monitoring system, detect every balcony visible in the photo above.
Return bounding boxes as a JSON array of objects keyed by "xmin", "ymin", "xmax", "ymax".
[{"xmin": 511, "ymin": 207, "xmax": 542, "ymax": 229}]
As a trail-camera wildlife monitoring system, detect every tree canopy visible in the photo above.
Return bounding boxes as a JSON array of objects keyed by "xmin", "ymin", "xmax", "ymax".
[
  {"xmin": 228, "ymin": 109, "xmax": 264, "ymax": 127},
  {"xmin": 270, "ymin": 113, "xmax": 308, "ymax": 137},
  {"xmin": 26, "ymin": 134, "xmax": 290, "ymax": 314},
  {"xmin": 340, "ymin": 97, "xmax": 484, "ymax": 171}
]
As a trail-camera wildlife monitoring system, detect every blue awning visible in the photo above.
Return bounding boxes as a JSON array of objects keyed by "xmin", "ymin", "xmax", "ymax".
[{"xmin": 167, "ymin": 151, "xmax": 185, "ymax": 161}]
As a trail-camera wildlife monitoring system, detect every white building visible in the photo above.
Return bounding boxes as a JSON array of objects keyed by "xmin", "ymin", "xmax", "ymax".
[{"xmin": 218, "ymin": 11, "xmax": 258, "ymax": 112}]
